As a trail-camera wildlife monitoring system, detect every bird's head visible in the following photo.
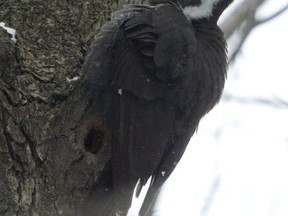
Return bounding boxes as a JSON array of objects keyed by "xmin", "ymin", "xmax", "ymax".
[{"xmin": 150, "ymin": 0, "xmax": 233, "ymax": 21}]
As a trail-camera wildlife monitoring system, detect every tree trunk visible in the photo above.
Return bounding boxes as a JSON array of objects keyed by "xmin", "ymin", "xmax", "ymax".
[{"xmin": 0, "ymin": 1, "xmax": 141, "ymax": 215}]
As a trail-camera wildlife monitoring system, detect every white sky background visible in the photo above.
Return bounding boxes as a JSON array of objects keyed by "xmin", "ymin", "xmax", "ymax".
[{"xmin": 131, "ymin": 1, "xmax": 288, "ymax": 216}]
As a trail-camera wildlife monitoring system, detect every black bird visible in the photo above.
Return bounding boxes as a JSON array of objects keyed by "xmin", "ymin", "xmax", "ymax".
[{"xmin": 82, "ymin": 0, "xmax": 233, "ymax": 215}]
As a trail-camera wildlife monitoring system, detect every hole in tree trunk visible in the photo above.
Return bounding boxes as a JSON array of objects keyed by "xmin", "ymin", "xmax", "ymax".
[{"xmin": 84, "ymin": 128, "xmax": 104, "ymax": 154}]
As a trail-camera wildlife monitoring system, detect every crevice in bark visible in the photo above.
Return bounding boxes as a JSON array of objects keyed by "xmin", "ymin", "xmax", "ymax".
[
  {"xmin": 1, "ymin": 87, "xmax": 24, "ymax": 107},
  {"xmin": 2, "ymin": 109, "xmax": 24, "ymax": 170},
  {"xmin": 29, "ymin": 177, "xmax": 37, "ymax": 216},
  {"xmin": 19, "ymin": 124, "xmax": 43, "ymax": 167}
]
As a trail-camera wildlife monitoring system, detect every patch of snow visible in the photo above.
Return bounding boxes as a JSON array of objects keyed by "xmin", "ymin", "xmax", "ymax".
[
  {"xmin": 0, "ymin": 22, "xmax": 16, "ymax": 43},
  {"xmin": 118, "ymin": 88, "xmax": 123, "ymax": 95},
  {"xmin": 66, "ymin": 76, "xmax": 80, "ymax": 83}
]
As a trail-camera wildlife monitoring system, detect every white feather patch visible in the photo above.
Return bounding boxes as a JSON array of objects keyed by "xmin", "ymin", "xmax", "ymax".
[{"xmin": 183, "ymin": 0, "xmax": 221, "ymax": 20}]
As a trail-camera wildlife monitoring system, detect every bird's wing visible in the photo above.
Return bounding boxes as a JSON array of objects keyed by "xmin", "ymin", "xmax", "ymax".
[
  {"xmin": 112, "ymin": 4, "xmax": 196, "ymax": 100},
  {"xmin": 111, "ymin": 3, "xmax": 197, "ymax": 176},
  {"xmin": 82, "ymin": 4, "xmax": 198, "ymax": 215},
  {"xmin": 81, "ymin": 4, "xmax": 153, "ymax": 97},
  {"xmin": 116, "ymin": 7, "xmax": 205, "ymax": 216},
  {"xmin": 110, "ymin": 5, "xmax": 200, "ymax": 215},
  {"xmin": 139, "ymin": 114, "xmax": 200, "ymax": 216}
]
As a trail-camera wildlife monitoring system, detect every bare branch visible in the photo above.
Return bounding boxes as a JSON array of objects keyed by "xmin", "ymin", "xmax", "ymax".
[
  {"xmin": 201, "ymin": 176, "xmax": 221, "ymax": 216},
  {"xmin": 222, "ymin": 94, "xmax": 288, "ymax": 108},
  {"xmin": 220, "ymin": 0, "xmax": 267, "ymax": 39},
  {"xmin": 256, "ymin": 3, "xmax": 288, "ymax": 26},
  {"xmin": 228, "ymin": 15, "xmax": 256, "ymax": 63},
  {"xmin": 222, "ymin": 0, "xmax": 288, "ymax": 63}
]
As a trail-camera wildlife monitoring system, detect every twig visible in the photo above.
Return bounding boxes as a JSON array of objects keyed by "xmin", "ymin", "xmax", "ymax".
[
  {"xmin": 227, "ymin": 2, "xmax": 288, "ymax": 63},
  {"xmin": 222, "ymin": 94, "xmax": 288, "ymax": 108},
  {"xmin": 256, "ymin": 4, "xmax": 288, "ymax": 26}
]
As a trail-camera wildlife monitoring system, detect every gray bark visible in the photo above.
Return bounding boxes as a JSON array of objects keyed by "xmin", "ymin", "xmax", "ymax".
[{"xmin": 0, "ymin": 1, "xmax": 142, "ymax": 215}]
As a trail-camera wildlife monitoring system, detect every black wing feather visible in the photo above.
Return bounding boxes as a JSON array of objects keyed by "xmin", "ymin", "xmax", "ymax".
[
  {"xmin": 83, "ymin": 4, "xmax": 201, "ymax": 216},
  {"xmin": 112, "ymin": 5, "xmax": 199, "ymax": 215}
]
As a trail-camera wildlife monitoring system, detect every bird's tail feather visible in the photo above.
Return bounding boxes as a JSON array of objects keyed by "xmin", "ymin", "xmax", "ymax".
[{"xmin": 138, "ymin": 184, "xmax": 159, "ymax": 216}]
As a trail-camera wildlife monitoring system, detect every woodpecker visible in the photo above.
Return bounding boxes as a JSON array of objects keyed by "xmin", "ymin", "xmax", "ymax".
[{"xmin": 82, "ymin": 0, "xmax": 233, "ymax": 215}]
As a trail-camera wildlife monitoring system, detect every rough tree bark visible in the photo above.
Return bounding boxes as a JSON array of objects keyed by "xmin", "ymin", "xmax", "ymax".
[{"xmin": 0, "ymin": 1, "xmax": 142, "ymax": 215}]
